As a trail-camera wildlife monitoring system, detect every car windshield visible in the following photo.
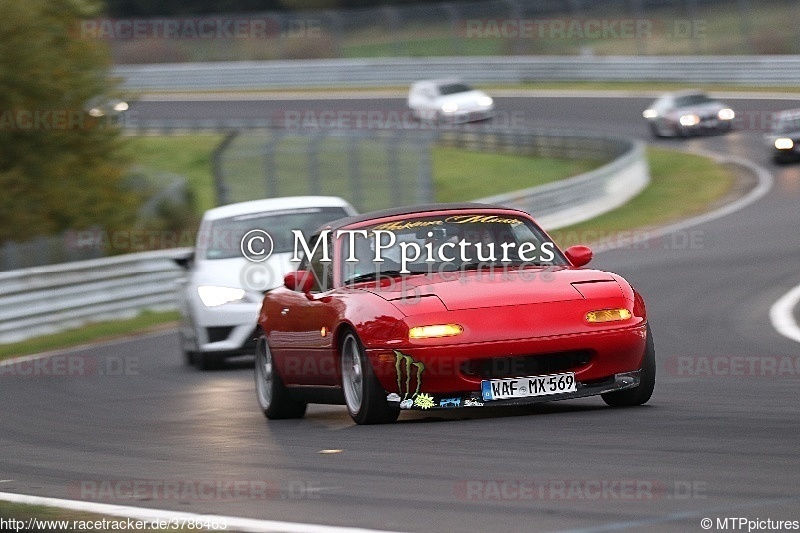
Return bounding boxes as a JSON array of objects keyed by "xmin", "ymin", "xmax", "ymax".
[
  {"xmin": 438, "ymin": 83, "xmax": 473, "ymax": 95},
  {"xmin": 773, "ymin": 115, "xmax": 800, "ymax": 133},
  {"xmin": 203, "ymin": 206, "xmax": 348, "ymax": 260},
  {"xmin": 673, "ymin": 93, "xmax": 712, "ymax": 107},
  {"xmin": 339, "ymin": 212, "xmax": 567, "ymax": 284}
]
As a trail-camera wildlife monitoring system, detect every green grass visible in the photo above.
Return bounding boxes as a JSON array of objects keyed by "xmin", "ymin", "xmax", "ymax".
[
  {"xmin": 109, "ymin": 3, "xmax": 800, "ymax": 64},
  {"xmin": 219, "ymin": 133, "xmax": 427, "ymax": 211},
  {"xmin": 432, "ymin": 146, "xmax": 599, "ymax": 201},
  {"xmin": 0, "ymin": 311, "xmax": 180, "ymax": 362},
  {"xmin": 127, "ymin": 134, "xmax": 603, "ymax": 212},
  {"xmin": 125, "ymin": 135, "xmax": 223, "ymax": 212},
  {"xmin": 549, "ymin": 147, "xmax": 736, "ymax": 248},
  {"xmin": 335, "ymin": 1, "xmax": 799, "ymax": 58}
]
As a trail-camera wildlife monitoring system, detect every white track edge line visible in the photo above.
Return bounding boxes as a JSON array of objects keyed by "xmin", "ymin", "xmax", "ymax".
[
  {"xmin": 592, "ymin": 147, "xmax": 774, "ymax": 253},
  {"xmin": 769, "ymin": 282, "xmax": 800, "ymax": 344}
]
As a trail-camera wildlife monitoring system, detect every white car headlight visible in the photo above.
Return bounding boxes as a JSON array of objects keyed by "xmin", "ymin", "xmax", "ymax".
[
  {"xmin": 477, "ymin": 96, "xmax": 493, "ymax": 107},
  {"xmin": 718, "ymin": 108, "xmax": 735, "ymax": 120},
  {"xmin": 642, "ymin": 109, "xmax": 658, "ymax": 119},
  {"xmin": 113, "ymin": 101, "xmax": 129, "ymax": 113},
  {"xmin": 775, "ymin": 138, "xmax": 794, "ymax": 150},
  {"xmin": 197, "ymin": 286, "xmax": 246, "ymax": 307},
  {"xmin": 679, "ymin": 114, "xmax": 700, "ymax": 126},
  {"xmin": 441, "ymin": 102, "xmax": 458, "ymax": 113}
]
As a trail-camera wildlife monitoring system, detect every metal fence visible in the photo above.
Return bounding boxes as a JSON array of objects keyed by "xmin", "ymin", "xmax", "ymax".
[
  {"xmin": 214, "ymin": 127, "xmax": 643, "ymax": 225},
  {"xmin": 216, "ymin": 129, "xmax": 435, "ymax": 212},
  {"xmin": 107, "ymin": 0, "xmax": 800, "ymax": 64},
  {"xmin": 0, "ymin": 248, "xmax": 188, "ymax": 344}
]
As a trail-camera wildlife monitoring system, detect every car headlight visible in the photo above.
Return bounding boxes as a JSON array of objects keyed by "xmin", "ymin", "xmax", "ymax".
[
  {"xmin": 775, "ymin": 137, "xmax": 794, "ymax": 150},
  {"xmin": 441, "ymin": 102, "xmax": 458, "ymax": 113},
  {"xmin": 679, "ymin": 114, "xmax": 700, "ymax": 126},
  {"xmin": 113, "ymin": 101, "xmax": 129, "ymax": 113},
  {"xmin": 717, "ymin": 108, "xmax": 735, "ymax": 120},
  {"xmin": 88, "ymin": 107, "xmax": 105, "ymax": 117},
  {"xmin": 586, "ymin": 309, "xmax": 632, "ymax": 324},
  {"xmin": 197, "ymin": 286, "xmax": 246, "ymax": 307},
  {"xmin": 409, "ymin": 324, "xmax": 463, "ymax": 340},
  {"xmin": 477, "ymin": 96, "xmax": 493, "ymax": 107},
  {"xmin": 642, "ymin": 109, "xmax": 658, "ymax": 119}
]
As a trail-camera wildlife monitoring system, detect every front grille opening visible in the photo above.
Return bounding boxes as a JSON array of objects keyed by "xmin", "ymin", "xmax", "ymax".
[
  {"xmin": 206, "ymin": 326, "xmax": 234, "ymax": 343},
  {"xmin": 461, "ymin": 350, "xmax": 592, "ymax": 380}
]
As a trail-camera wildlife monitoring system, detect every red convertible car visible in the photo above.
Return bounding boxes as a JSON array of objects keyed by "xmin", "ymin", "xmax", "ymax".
[{"xmin": 255, "ymin": 203, "xmax": 655, "ymax": 424}]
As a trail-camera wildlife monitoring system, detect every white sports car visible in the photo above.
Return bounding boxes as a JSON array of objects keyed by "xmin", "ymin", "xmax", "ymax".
[
  {"xmin": 175, "ymin": 196, "xmax": 357, "ymax": 369},
  {"xmin": 408, "ymin": 79, "xmax": 494, "ymax": 123}
]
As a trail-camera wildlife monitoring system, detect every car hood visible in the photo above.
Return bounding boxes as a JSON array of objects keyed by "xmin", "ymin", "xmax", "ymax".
[
  {"xmin": 361, "ymin": 268, "xmax": 622, "ymax": 312},
  {"xmin": 191, "ymin": 252, "xmax": 297, "ymax": 293}
]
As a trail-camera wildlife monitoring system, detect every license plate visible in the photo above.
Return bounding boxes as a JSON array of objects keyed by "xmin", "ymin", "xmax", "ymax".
[{"xmin": 481, "ymin": 372, "xmax": 577, "ymax": 401}]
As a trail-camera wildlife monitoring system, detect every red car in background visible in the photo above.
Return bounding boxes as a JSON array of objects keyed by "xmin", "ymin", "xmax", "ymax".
[{"xmin": 255, "ymin": 203, "xmax": 655, "ymax": 425}]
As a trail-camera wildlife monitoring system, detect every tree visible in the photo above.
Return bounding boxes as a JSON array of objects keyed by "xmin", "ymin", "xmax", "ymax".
[{"xmin": 0, "ymin": 0, "xmax": 139, "ymax": 243}]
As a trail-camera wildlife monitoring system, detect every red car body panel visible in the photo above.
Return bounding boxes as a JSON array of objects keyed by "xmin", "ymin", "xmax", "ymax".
[{"xmin": 257, "ymin": 205, "xmax": 650, "ymax": 409}]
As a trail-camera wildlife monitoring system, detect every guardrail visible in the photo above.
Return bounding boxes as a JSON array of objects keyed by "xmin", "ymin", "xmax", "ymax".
[
  {"xmin": 0, "ymin": 248, "xmax": 189, "ymax": 344},
  {"xmin": 463, "ymin": 132, "xmax": 649, "ymax": 229},
  {"xmin": 114, "ymin": 56, "xmax": 800, "ymax": 91},
  {"xmin": 0, "ymin": 130, "xmax": 647, "ymax": 344}
]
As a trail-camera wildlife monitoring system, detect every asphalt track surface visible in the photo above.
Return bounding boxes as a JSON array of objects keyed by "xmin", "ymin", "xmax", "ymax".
[{"xmin": 2, "ymin": 95, "xmax": 800, "ymax": 532}]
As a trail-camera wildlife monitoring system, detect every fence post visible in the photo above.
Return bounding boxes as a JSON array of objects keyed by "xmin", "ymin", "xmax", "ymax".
[
  {"xmin": 417, "ymin": 134, "xmax": 433, "ymax": 204},
  {"xmin": 348, "ymin": 134, "xmax": 362, "ymax": 210},
  {"xmin": 387, "ymin": 131, "xmax": 404, "ymax": 208},
  {"xmin": 263, "ymin": 131, "xmax": 282, "ymax": 198},
  {"xmin": 308, "ymin": 131, "xmax": 324, "ymax": 194},
  {"xmin": 212, "ymin": 130, "xmax": 238, "ymax": 206},
  {"xmin": 736, "ymin": 0, "xmax": 754, "ymax": 53}
]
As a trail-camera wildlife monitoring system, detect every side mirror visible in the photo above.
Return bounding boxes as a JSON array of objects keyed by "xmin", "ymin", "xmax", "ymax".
[
  {"xmin": 284, "ymin": 270, "xmax": 314, "ymax": 293},
  {"xmin": 565, "ymin": 245, "xmax": 592, "ymax": 267}
]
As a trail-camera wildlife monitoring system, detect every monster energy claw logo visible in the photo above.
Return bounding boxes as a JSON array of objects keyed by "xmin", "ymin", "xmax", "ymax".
[{"xmin": 394, "ymin": 350, "xmax": 425, "ymax": 400}]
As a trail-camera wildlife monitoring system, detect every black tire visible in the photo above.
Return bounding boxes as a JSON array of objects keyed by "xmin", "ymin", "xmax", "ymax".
[
  {"xmin": 340, "ymin": 331, "xmax": 399, "ymax": 425},
  {"xmin": 196, "ymin": 351, "xmax": 222, "ymax": 371},
  {"xmin": 183, "ymin": 349, "xmax": 197, "ymax": 366},
  {"xmin": 255, "ymin": 334, "xmax": 307, "ymax": 419},
  {"xmin": 177, "ymin": 330, "xmax": 197, "ymax": 366},
  {"xmin": 648, "ymin": 122, "xmax": 664, "ymax": 138},
  {"xmin": 602, "ymin": 324, "xmax": 656, "ymax": 407}
]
